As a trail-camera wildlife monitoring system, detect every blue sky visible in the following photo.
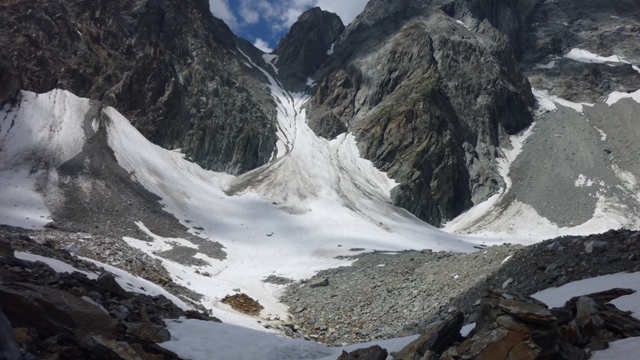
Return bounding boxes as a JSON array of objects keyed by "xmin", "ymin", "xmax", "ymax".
[{"xmin": 208, "ymin": 0, "xmax": 369, "ymax": 52}]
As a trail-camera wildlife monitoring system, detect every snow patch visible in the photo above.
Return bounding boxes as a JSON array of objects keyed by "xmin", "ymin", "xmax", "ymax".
[
  {"xmin": 592, "ymin": 126, "xmax": 607, "ymax": 141},
  {"xmin": 306, "ymin": 77, "xmax": 316, "ymax": 87},
  {"xmin": 605, "ymin": 89, "xmax": 640, "ymax": 106},
  {"xmin": 535, "ymin": 60, "xmax": 556, "ymax": 69},
  {"xmin": 326, "ymin": 43, "xmax": 334, "ymax": 55},
  {"xmin": 15, "ymin": 251, "xmax": 99, "ymax": 279},
  {"xmin": 262, "ymin": 54, "xmax": 279, "ymax": 74},
  {"xmin": 532, "ymin": 88, "xmax": 594, "ymax": 114},
  {"xmin": 566, "ymin": 48, "xmax": 628, "ymax": 64},
  {"xmin": 532, "ymin": 272, "xmax": 640, "ymax": 318},
  {"xmin": 575, "ymin": 174, "xmax": 594, "ymax": 187},
  {"xmin": 14, "ymin": 251, "xmax": 189, "ymax": 310},
  {"xmin": 455, "ymin": 20, "xmax": 469, "ymax": 30}
]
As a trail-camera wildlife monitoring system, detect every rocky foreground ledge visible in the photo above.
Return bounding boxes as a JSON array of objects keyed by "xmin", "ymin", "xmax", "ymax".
[
  {"xmin": 339, "ymin": 287, "xmax": 640, "ymax": 360},
  {"xmin": 0, "ymin": 229, "xmax": 217, "ymax": 360}
]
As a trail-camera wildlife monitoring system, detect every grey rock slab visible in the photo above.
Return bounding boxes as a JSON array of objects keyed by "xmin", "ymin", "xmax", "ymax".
[{"xmin": 309, "ymin": 277, "xmax": 330, "ymax": 288}]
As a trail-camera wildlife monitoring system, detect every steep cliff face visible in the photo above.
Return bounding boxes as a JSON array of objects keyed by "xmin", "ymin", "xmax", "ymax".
[
  {"xmin": 273, "ymin": 7, "xmax": 345, "ymax": 91},
  {"xmin": 0, "ymin": 0, "xmax": 277, "ymax": 175},
  {"xmin": 520, "ymin": 0, "xmax": 640, "ymax": 102},
  {"xmin": 305, "ymin": 0, "xmax": 534, "ymax": 226},
  {"xmin": 0, "ymin": 51, "xmax": 19, "ymax": 107}
]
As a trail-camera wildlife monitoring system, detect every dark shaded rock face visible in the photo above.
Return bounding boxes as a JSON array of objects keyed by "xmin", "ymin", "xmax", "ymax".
[
  {"xmin": 273, "ymin": 7, "xmax": 344, "ymax": 91},
  {"xmin": 0, "ymin": 51, "xmax": 20, "ymax": 108},
  {"xmin": 307, "ymin": 0, "xmax": 534, "ymax": 226},
  {"xmin": 519, "ymin": 0, "xmax": 640, "ymax": 102},
  {"xmin": 0, "ymin": 0, "xmax": 277, "ymax": 175}
]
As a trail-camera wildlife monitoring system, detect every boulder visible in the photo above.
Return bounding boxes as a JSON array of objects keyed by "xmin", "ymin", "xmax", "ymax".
[
  {"xmin": 126, "ymin": 323, "xmax": 170, "ymax": 343},
  {"xmin": 97, "ymin": 272, "xmax": 132, "ymax": 299},
  {"xmin": 0, "ymin": 282, "xmax": 116, "ymax": 339},
  {"xmin": 81, "ymin": 335, "xmax": 141, "ymax": 360},
  {"xmin": 498, "ymin": 299, "xmax": 557, "ymax": 325},
  {"xmin": 337, "ymin": 345, "xmax": 388, "ymax": 360},
  {"xmin": 392, "ymin": 310, "xmax": 463, "ymax": 359},
  {"xmin": 584, "ymin": 240, "xmax": 607, "ymax": 254},
  {"xmin": 309, "ymin": 277, "xmax": 330, "ymax": 288}
]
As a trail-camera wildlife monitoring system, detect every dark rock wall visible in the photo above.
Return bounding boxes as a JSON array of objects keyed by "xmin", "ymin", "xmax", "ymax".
[
  {"xmin": 0, "ymin": 51, "xmax": 20, "ymax": 108},
  {"xmin": 306, "ymin": 1, "xmax": 534, "ymax": 226},
  {"xmin": 0, "ymin": 0, "xmax": 277, "ymax": 175},
  {"xmin": 273, "ymin": 7, "xmax": 345, "ymax": 91}
]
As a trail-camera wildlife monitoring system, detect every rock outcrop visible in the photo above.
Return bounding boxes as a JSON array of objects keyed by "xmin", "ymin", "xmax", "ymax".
[
  {"xmin": 520, "ymin": 0, "xmax": 640, "ymax": 102},
  {"xmin": 0, "ymin": 230, "xmax": 219, "ymax": 360},
  {"xmin": 338, "ymin": 287, "xmax": 640, "ymax": 360},
  {"xmin": 305, "ymin": 0, "xmax": 534, "ymax": 225},
  {"xmin": 273, "ymin": 7, "xmax": 344, "ymax": 91},
  {"xmin": 0, "ymin": 0, "xmax": 277, "ymax": 175},
  {"xmin": 0, "ymin": 51, "xmax": 19, "ymax": 108}
]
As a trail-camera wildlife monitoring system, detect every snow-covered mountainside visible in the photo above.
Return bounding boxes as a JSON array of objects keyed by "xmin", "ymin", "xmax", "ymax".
[{"xmin": 1, "ymin": 0, "xmax": 640, "ymax": 359}]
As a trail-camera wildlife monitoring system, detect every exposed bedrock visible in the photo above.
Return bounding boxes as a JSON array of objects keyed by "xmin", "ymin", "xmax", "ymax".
[
  {"xmin": 273, "ymin": 7, "xmax": 345, "ymax": 91},
  {"xmin": 305, "ymin": 0, "xmax": 534, "ymax": 226},
  {"xmin": 0, "ymin": 0, "xmax": 277, "ymax": 175}
]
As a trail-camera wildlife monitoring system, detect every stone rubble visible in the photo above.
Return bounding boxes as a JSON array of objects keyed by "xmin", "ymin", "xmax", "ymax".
[
  {"xmin": 339, "ymin": 287, "xmax": 640, "ymax": 360},
  {"xmin": 281, "ymin": 229, "xmax": 640, "ymax": 346},
  {"xmin": 0, "ymin": 229, "xmax": 219, "ymax": 360}
]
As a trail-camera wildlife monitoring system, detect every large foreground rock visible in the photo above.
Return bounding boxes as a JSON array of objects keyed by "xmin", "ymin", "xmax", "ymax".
[
  {"xmin": 0, "ymin": 282, "xmax": 116, "ymax": 339},
  {"xmin": 392, "ymin": 310, "xmax": 463, "ymax": 359}
]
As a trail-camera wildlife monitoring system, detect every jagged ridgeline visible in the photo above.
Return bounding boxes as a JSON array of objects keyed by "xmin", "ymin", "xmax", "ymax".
[
  {"xmin": 1, "ymin": 0, "xmax": 591, "ymax": 227},
  {"xmin": 0, "ymin": 0, "xmax": 277, "ymax": 175}
]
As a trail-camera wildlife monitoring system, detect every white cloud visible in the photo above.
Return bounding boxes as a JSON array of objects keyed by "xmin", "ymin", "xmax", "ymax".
[
  {"xmin": 315, "ymin": 0, "xmax": 369, "ymax": 25},
  {"xmin": 239, "ymin": 6, "xmax": 260, "ymax": 24},
  {"xmin": 235, "ymin": 0, "xmax": 367, "ymax": 32},
  {"xmin": 253, "ymin": 38, "xmax": 274, "ymax": 53},
  {"xmin": 209, "ymin": 0, "xmax": 238, "ymax": 29}
]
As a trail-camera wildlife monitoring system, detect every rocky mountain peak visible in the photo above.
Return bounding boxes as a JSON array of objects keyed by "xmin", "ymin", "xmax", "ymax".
[{"xmin": 273, "ymin": 7, "xmax": 344, "ymax": 91}]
